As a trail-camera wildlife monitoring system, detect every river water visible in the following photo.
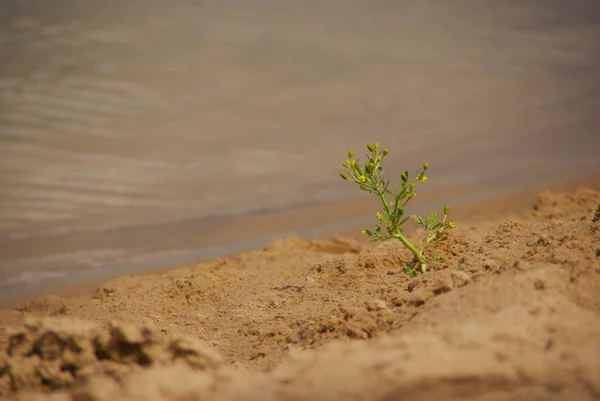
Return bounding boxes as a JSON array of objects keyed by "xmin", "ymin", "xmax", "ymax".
[{"xmin": 1, "ymin": 0, "xmax": 600, "ymax": 299}]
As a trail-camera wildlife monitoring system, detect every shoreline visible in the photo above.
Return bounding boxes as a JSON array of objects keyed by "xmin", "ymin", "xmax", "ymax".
[
  {"xmin": 1, "ymin": 181, "xmax": 600, "ymax": 400},
  {"xmin": 2, "ymin": 170, "xmax": 600, "ymax": 307}
]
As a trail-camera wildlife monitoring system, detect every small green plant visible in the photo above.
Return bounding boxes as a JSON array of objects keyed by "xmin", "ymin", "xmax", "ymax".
[
  {"xmin": 593, "ymin": 203, "xmax": 600, "ymax": 224},
  {"xmin": 340, "ymin": 143, "xmax": 455, "ymax": 274},
  {"xmin": 591, "ymin": 202, "xmax": 600, "ymax": 237}
]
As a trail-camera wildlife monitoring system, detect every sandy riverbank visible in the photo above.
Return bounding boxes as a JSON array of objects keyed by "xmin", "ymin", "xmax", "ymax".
[{"xmin": 1, "ymin": 183, "xmax": 599, "ymax": 400}]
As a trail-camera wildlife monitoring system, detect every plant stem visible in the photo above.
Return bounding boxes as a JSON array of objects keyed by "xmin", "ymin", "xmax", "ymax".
[
  {"xmin": 593, "ymin": 203, "xmax": 600, "ymax": 223},
  {"xmin": 375, "ymin": 189, "xmax": 392, "ymax": 224},
  {"xmin": 393, "ymin": 231, "xmax": 427, "ymax": 272},
  {"xmin": 420, "ymin": 214, "xmax": 447, "ymax": 253},
  {"xmin": 375, "ymin": 182, "xmax": 427, "ymax": 271}
]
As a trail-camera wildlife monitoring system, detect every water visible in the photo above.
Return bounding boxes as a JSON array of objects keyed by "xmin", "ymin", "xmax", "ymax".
[{"xmin": 1, "ymin": 0, "xmax": 600, "ymax": 299}]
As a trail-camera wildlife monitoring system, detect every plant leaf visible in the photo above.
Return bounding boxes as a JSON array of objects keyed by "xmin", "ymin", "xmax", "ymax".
[
  {"xmin": 362, "ymin": 229, "xmax": 378, "ymax": 238},
  {"xmin": 410, "ymin": 215, "xmax": 427, "ymax": 228},
  {"xmin": 427, "ymin": 213, "xmax": 438, "ymax": 227}
]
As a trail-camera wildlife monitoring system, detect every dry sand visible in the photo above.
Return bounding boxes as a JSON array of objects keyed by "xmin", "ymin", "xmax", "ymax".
[{"xmin": 0, "ymin": 187, "xmax": 599, "ymax": 400}]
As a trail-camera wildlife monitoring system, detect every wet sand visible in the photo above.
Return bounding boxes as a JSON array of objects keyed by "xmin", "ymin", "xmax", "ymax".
[
  {"xmin": 2, "ymin": 171, "xmax": 600, "ymax": 304},
  {"xmin": 1, "ymin": 0, "xmax": 600, "ymax": 299}
]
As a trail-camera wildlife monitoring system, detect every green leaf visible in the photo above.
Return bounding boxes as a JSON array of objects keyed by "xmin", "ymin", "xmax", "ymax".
[
  {"xmin": 399, "ymin": 217, "xmax": 409, "ymax": 225},
  {"xmin": 403, "ymin": 266, "xmax": 417, "ymax": 278},
  {"xmin": 410, "ymin": 215, "xmax": 427, "ymax": 228},
  {"xmin": 362, "ymin": 229, "xmax": 378, "ymax": 238},
  {"xmin": 427, "ymin": 213, "xmax": 438, "ymax": 227}
]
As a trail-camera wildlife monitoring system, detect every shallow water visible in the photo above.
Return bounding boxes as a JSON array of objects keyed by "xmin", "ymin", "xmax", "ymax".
[{"xmin": 1, "ymin": 0, "xmax": 600, "ymax": 299}]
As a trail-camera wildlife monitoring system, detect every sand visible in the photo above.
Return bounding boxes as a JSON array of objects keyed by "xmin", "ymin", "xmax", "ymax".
[{"xmin": 0, "ymin": 187, "xmax": 599, "ymax": 400}]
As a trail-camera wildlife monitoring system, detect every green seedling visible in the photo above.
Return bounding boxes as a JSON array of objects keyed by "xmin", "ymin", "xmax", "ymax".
[
  {"xmin": 340, "ymin": 143, "xmax": 455, "ymax": 274},
  {"xmin": 593, "ymin": 203, "xmax": 600, "ymax": 224},
  {"xmin": 591, "ymin": 202, "xmax": 600, "ymax": 237}
]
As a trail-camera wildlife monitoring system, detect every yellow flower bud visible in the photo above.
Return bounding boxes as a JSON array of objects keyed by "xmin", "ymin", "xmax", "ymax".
[
  {"xmin": 401, "ymin": 173, "xmax": 408, "ymax": 182},
  {"xmin": 423, "ymin": 162, "xmax": 429, "ymax": 171},
  {"xmin": 367, "ymin": 143, "xmax": 375, "ymax": 152},
  {"xmin": 421, "ymin": 176, "xmax": 428, "ymax": 183},
  {"xmin": 359, "ymin": 175, "xmax": 366, "ymax": 183},
  {"xmin": 444, "ymin": 205, "xmax": 450, "ymax": 215},
  {"xmin": 348, "ymin": 150, "xmax": 355, "ymax": 158},
  {"xmin": 367, "ymin": 162, "xmax": 375, "ymax": 172},
  {"xmin": 449, "ymin": 221, "xmax": 455, "ymax": 228},
  {"xmin": 376, "ymin": 212, "xmax": 382, "ymax": 219},
  {"xmin": 345, "ymin": 160, "xmax": 352, "ymax": 167},
  {"xmin": 383, "ymin": 148, "xmax": 389, "ymax": 156},
  {"xmin": 374, "ymin": 142, "xmax": 380, "ymax": 150},
  {"xmin": 340, "ymin": 172, "xmax": 349, "ymax": 180},
  {"xmin": 410, "ymin": 183, "xmax": 415, "ymax": 191}
]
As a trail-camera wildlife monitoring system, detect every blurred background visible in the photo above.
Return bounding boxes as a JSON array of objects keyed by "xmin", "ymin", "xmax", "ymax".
[{"xmin": 1, "ymin": 0, "xmax": 600, "ymax": 299}]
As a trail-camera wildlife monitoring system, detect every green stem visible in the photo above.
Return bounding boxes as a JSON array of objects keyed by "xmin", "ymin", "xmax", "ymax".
[
  {"xmin": 401, "ymin": 178, "xmax": 418, "ymax": 208},
  {"xmin": 593, "ymin": 202, "xmax": 600, "ymax": 223},
  {"xmin": 420, "ymin": 213, "xmax": 448, "ymax": 253},
  {"xmin": 375, "ymin": 188, "xmax": 392, "ymax": 223},
  {"xmin": 393, "ymin": 231, "xmax": 427, "ymax": 272},
  {"xmin": 375, "ymin": 183, "xmax": 426, "ymax": 271}
]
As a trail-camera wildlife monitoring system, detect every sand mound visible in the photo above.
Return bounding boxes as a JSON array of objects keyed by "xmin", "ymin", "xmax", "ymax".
[
  {"xmin": 1, "ymin": 189, "xmax": 599, "ymax": 400},
  {"xmin": 0, "ymin": 317, "xmax": 221, "ymax": 396}
]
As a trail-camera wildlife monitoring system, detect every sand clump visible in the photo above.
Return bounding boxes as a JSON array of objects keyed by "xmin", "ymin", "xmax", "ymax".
[
  {"xmin": 0, "ymin": 188, "xmax": 599, "ymax": 400},
  {"xmin": 0, "ymin": 316, "xmax": 222, "ymax": 397}
]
